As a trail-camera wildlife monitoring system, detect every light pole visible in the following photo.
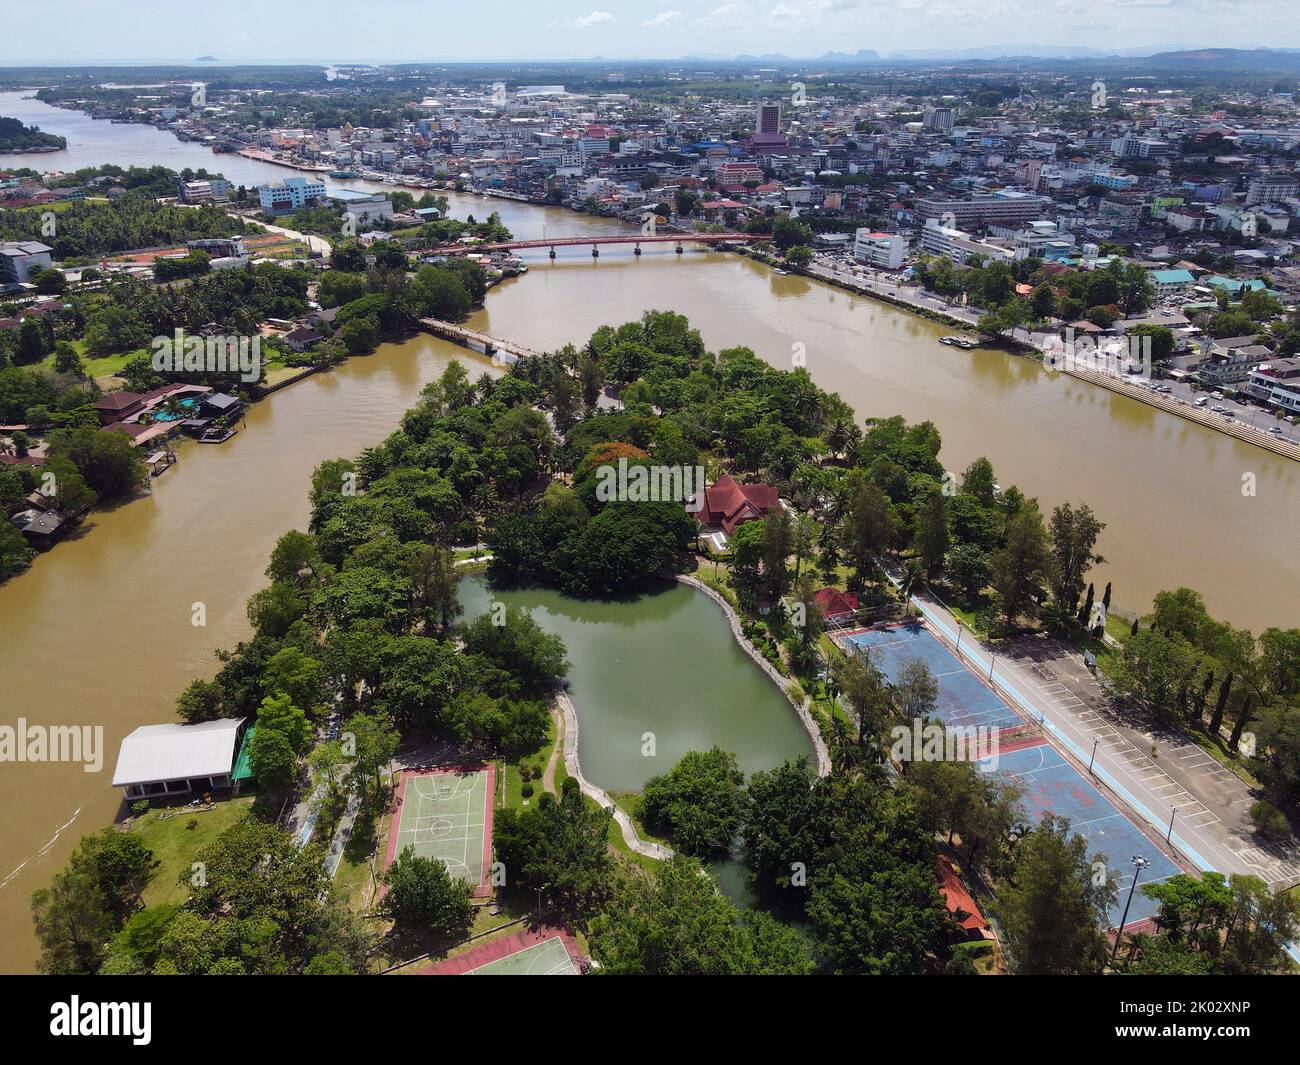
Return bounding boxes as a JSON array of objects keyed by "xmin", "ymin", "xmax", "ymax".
[
  {"xmin": 987, "ymin": 653, "xmax": 996, "ymax": 684},
  {"xmin": 1111, "ymin": 855, "xmax": 1151, "ymax": 963},
  {"xmin": 1166, "ymin": 807, "xmax": 1177, "ymax": 845},
  {"xmin": 1088, "ymin": 736, "xmax": 1099, "ymax": 776}
]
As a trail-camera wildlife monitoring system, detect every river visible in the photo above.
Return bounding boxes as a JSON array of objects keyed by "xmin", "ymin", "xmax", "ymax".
[{"xmin": 0, "ymin": 89, "xmax": 1297, "ymax": 971}]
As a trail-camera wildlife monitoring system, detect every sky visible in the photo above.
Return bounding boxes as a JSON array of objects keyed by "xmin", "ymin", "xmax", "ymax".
[{"xmin": 2, "ymin": 0, "xmax": 1297, "ymax": 64}]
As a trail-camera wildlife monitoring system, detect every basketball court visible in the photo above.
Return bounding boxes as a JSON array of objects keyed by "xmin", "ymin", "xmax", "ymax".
[
  {"xmin": 384, "ymin": 765, "xmax": 495, "ymax": 897},
  {"xmin": 984, "ymin": 741, "xmax": 1180, "ymax": 929},
  {"xmin": 838, "ymin": 621, "xmax": 1028, "ymax": 733}
]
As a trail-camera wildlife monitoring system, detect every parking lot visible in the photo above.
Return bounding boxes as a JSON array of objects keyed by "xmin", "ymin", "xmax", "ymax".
[{"xmin": 1001, "ymin": 634, "xmax": 1300, "ymax": 888}]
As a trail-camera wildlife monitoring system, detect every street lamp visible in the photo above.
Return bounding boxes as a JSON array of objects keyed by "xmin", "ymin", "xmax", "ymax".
[{"xmin": 1111, "ymin": 855, "xmax": 1151, "ymax": 963}]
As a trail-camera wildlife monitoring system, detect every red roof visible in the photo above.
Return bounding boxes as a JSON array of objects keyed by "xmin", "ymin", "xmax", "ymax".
[
  {"xmin": 936, "ymin": 856, "xmax": 988, "ymax": 933},
  {"xmin": 692, "ymin": 473, "xmax": 780, "ymax": 534},
  {"xmin": 812, "ymin": 588, "xmax": 859, "ymax": 620}
]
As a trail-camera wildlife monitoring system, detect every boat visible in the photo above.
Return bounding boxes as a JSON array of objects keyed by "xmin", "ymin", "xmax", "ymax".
[
  {"xmin": 329, "ymin": 169, "xmax": 359, "ymax": 179},
  {"xmin": 939, "ymin": 335, "xmax": 977, "ymax": 350}
]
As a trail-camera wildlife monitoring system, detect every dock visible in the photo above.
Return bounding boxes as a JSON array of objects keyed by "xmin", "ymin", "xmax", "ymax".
[{"xmin": 417, "ymin": 318, "xmax": 542, "ymax": 363}]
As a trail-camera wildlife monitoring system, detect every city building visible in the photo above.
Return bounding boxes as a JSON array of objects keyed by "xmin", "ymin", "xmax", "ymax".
[
  {"xmin": 919, "ymin": 219, "xmax": 1014, "ymax": 264},
  {"xmin": 326, "ymin": 188, "xmax": 394, "ymax": 225},
  {"xmin": 257, "ymin": 176, "xmax": 326, "ymax": 213},
  {"xmin": 853, "ymin": 229, "xmax": 907, "ymax": 269},
  {"xmin": 0, "ymin": 241, "xmax": 54, "ymax": 286},
  {"xmin": 915, "ymin": 193, "xmax": 1055, "ymax": 228},
  {"xmin": 1245, "ymin": 358, "xmax": 1300, "ymax": 413}
]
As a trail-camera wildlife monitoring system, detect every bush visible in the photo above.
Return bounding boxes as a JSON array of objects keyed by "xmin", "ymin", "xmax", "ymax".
[{"xmin": 521, "ymin": 782, "xmax": 534, "ymax": 799}]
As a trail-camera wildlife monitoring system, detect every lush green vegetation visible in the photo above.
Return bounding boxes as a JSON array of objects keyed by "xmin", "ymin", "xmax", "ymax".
[{"xmin": 0, "ymin": 116, "xmax": 65, "ymax": 151}]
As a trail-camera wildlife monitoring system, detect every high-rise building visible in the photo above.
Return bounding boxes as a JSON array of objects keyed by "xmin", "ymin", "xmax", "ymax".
[
  {"xmin": 756, "ymin": 102, "xmax": 781, "ymax": 136},
  {"xmin": 752, "ymin": 103, "xmax": 787, "ymax": 148},
  {"xmin": 923, "ymin": 107, "xmax": 955, "ymax": 131}
]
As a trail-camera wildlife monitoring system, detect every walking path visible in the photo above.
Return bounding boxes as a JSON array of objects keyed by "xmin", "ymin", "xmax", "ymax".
[
  {"xmin": 554, "ymin": 691, "xmax": 673, "ymax": 861},
  {"xmin": 541, "ymin": 703, "xmax": 564, "ymax": 796}
]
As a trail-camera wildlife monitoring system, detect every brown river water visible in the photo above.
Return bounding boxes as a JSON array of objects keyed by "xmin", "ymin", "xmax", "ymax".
[{"xmin": 0, "ymin": 91, "xmax": 1295, "ymax": 971}]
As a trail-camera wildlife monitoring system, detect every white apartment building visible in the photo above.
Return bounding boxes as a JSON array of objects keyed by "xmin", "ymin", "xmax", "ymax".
[
  {"xmin": 853, "ymin": 230, "xmax": 906, "ymax": 269},
  {"xmin": 919, "ymin": 220, "xmax": 1014, "ymax": 264},
  {"xmin": 1246, "ymin": 358, "xmax": 1300, "ymax": 413},
  {"xmin": 257, "ymin": 177, "xmax": 327, "ymax": 213}
]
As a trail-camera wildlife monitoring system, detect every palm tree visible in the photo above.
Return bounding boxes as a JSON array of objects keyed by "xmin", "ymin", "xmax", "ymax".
[
  {"xmin": 899, "ymin": 560, "xmax": 924, "ymax": 603},
  {"xmin": 1040, "ymin": 597, "xmax": 1077, "ymax": 639}
]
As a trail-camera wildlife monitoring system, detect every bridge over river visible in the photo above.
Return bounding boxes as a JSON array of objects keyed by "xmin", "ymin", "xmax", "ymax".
[{"xmin": 420, "ymin": 231, "xmax": 759, "ymax": 258}]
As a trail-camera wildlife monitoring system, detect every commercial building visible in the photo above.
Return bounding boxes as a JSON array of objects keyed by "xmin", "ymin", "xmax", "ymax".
[
  {"xmin": 1245, "ymin": 358, "xmax": 1300, "ymax": 413},
  {"xmin": 919, "ymin": 219, "xmax": 1014, "ymax": 264},
  {"xmin": 1246, "ymin": 174, "xmax": 1298, "ymax": 206},
  {"xmin": 915, "ymin": 193, "xmax": 1055, "ymax": 228},
  {"xmin": 853, "ymin": 229, "xmax": 906, "ymax": 269},
  {"xmin": 326, "ymin": 188, "xmax": 393, "ymax": 225},
  {"xmin": 257, "ymin": 176, "xmax": 326, "ymax": 213}
]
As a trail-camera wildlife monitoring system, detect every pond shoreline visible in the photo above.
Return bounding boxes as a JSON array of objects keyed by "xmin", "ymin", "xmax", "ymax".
[{"xmin": 675, "ymin": 575, "xmax": 832, "ymax": 777}]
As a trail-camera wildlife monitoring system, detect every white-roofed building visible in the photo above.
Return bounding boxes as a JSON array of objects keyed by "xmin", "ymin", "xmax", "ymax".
[{"xmin": 111, "ymin": 717, "xmax": 248, "ymax": 800}]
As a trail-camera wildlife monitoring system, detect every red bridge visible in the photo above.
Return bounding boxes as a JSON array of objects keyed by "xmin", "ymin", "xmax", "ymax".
[{"xmin": 418, "ymin": 232, "xmax": 762, "ymax": 258}]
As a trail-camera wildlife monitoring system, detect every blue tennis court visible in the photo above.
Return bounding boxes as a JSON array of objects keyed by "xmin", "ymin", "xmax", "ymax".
[
  {"xmin": 984, "ymin": 742, "xmax": 1180, "ymax": 929},
  {"xmin": 840, "ymin": 622, "xmax": 1026, "ymax": 732}
]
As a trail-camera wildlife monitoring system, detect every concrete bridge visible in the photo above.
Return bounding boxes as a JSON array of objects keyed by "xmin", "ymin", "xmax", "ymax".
[
  {"xmin": 419, "ymin": 232, "xmax": 760, "ymax": 259},
  {"xmin": 417, "ymin": 317, "xmax": 542, "ymax": 363}
]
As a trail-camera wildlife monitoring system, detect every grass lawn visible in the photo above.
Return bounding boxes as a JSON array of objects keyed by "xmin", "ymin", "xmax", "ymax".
[
  {"xmin": 129, "ymin": 795, "xmax": 256, "ymax": 907},
  {"xmin": 37, "ymin": 341, "xmax": 146, "ymax": 382}
]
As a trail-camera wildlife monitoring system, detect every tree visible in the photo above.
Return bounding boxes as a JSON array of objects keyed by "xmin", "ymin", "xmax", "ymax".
[
  {"xmin": 913, "ymin": 490, "xmax": 949, "ymax": 578},
  {"xmin": 31, "ymin": 829, "xmax": 158, "ymax": 975},
  {"xmin": 1100, "ymin": 628, "xmax": 1204, "ymax": 725},
  {"xmin": 407, "ymin": 542, "xmax": 460, "ymax": 634},
  {"xmin": 175, "ymin": 678, "xmax": 224, "ymax": 723},
  {"xmin": 947, "ymin": 543, "xmax": 991, "ymax": 601},
  {"xmin": 589, "ymin": 856, "xmax": 813, "ymax": 975},
  {"xmin": 1048, "ymin": 502, "xmax": 1105, "ymax": 610},
  {"xmin": 255, "ymin": 692, "xmax": 312, "ymax": 754},
  {"xmin": 841, "ymin": 480, "xmax": 898, "ymax": 587},
  {"xmin": 380, "ymin": 845, "xmax": 474, "ymax": 937},
  {"xmin": 990, "ymin": 500, "xmax": 1052, "ymax": 624},
  {"xmin": 991, "ymin": 815, "xmax": 1114, "ymax": 974},
  {"xmin": 493, "ymin": 780, "xmax": 612, "ymax": 920},
  {"xmin": 460, "ymin": 606, "xmax": 569, "ymax": 696},
  {"xmin": 892, "ymin": 658, "xmax": 939, "ymax": 722},
  {"xmin": 641, "ymin": 748, "xmax": 747, "ymax": 857},
  {"xmin": 247, "ymin": 727, "xmax": 297, "ymax": 791}
]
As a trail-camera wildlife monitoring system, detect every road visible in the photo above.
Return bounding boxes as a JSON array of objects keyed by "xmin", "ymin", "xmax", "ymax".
[{"xmin": 901, "ymin": 586, "xmax": 1300, "ymax": 889}]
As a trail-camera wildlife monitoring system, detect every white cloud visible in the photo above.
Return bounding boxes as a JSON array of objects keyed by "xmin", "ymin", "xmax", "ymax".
[
  {"xmin": 692, "ymin": 2, "xmax": 751, "ymax": 30},
  {"xmin": 572, "ymin": 9, "xmax": 614, "ymax": 27},
  {"xmin": 641, "ymin": 9, "xmax": 683, "ymax": 27}
]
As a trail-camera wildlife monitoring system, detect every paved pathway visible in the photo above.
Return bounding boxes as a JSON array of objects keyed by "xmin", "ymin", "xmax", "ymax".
[{"xmin": 555, "ymin": 691, "xmax": 673, "ymax": 861}]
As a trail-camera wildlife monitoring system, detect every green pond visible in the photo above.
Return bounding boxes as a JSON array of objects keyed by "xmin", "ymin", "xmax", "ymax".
[{"xmin": 459, "ymin": 575, "xmax": 814, "ymax": 793}]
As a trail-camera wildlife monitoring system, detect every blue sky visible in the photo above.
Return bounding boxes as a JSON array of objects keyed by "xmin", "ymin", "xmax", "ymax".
[{"xmin": 2, "ymin": 0, "xmax": 1294, "ymax": 64}]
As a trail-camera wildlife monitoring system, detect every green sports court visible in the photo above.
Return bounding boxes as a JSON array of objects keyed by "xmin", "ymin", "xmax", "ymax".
[
  {"xmin": 418, "ymin": 927, "xmax": 585, "ymax": 975},
  {"xmin": 384, "ymin": 764, "xmax": 496, "ymax": 897}
]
